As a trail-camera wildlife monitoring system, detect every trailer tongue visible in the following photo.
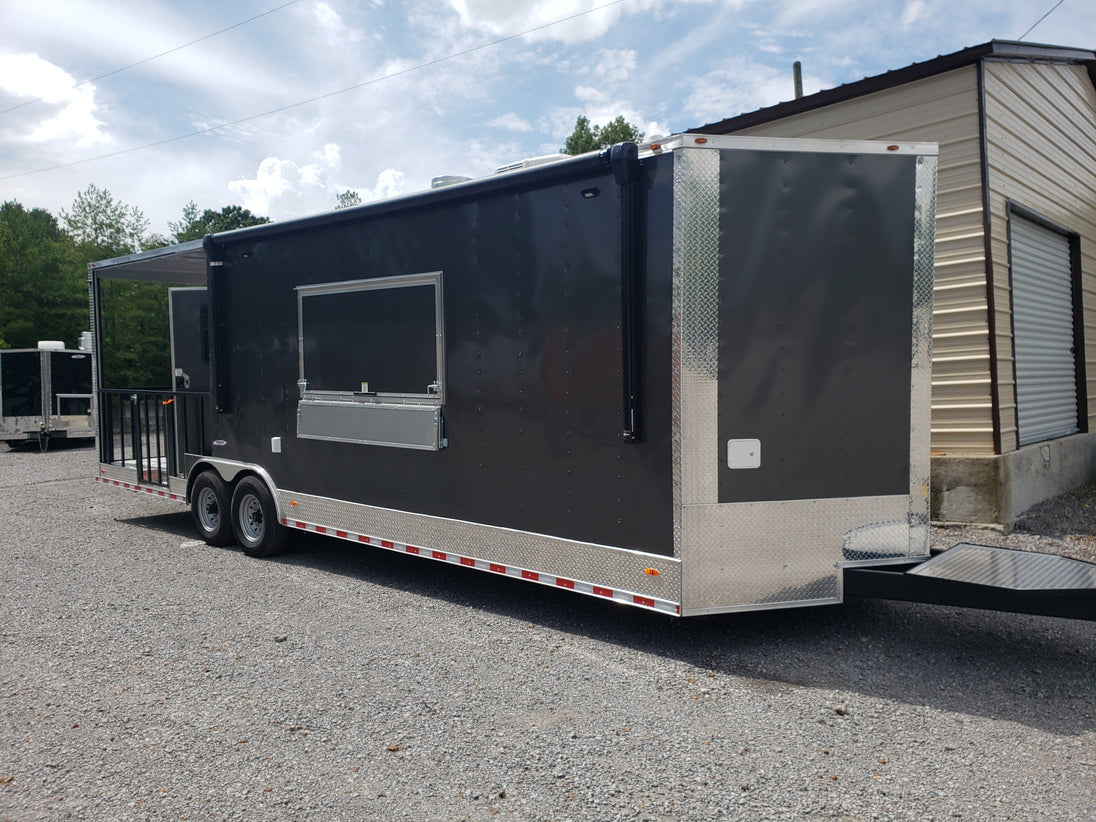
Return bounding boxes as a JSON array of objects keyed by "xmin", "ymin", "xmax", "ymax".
[{"xmin": 846, "ymin": 543, "xmax": 1096, "ymax": 621}]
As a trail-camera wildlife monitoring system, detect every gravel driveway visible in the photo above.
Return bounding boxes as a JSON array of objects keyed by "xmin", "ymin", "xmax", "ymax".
[{"xmin": 1, "ymin": 442, "xmax": 1094, "ymax": 821}]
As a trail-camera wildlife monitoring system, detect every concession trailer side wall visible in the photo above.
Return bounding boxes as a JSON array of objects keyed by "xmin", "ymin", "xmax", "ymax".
[{"xmin": 96, "ymin": 134, "xmax": 1083, "ymax": 620}]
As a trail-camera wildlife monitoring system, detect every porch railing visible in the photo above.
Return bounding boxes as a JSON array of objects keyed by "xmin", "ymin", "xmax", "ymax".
[{"xmin": 98, "ymin": 389, "xmax": 209, "ymax": 487}]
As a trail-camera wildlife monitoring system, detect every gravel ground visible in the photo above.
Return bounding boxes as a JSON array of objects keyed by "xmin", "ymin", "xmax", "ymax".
[
  {"xmin": 933, "ymin": 482, "xmax": 1096, "ymax": 565},
  {"xmin": 1, "ymin": 442, "xmax": 1094, "ymax": 822}
]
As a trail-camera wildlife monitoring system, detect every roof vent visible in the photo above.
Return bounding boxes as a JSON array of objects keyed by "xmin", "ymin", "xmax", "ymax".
[
  {"xmin": 431, "ymin": 175, "xmax": 472, "ymax": 189},
  {"xmin": 495, "ymin": 153, "xmax": 571, "ymax": 175}
]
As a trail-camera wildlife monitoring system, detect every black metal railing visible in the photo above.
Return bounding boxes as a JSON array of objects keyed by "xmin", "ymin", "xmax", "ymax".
[{"xmin": 98, "ymin": 389, "xmax": 209, "ymax": 486}]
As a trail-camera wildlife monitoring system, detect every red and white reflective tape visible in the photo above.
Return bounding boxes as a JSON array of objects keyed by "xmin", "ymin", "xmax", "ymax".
[
  {"xmin": 283, "ymin": 517, "xmax": 680, "ymax": 615},
  {"xmin": 94, "ymin": 474, "xmax": 185, "ymax": 502}
]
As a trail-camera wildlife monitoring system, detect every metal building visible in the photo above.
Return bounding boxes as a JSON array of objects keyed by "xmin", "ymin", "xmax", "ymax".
[{"xmin": 694, "ymin": 40, "xmax": 1096, "ymax": 527}]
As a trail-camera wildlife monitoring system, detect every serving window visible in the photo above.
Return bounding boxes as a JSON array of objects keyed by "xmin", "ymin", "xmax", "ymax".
[{"xmin": 295, "ymin": 272, "xmax": 446, "ymax": 449}]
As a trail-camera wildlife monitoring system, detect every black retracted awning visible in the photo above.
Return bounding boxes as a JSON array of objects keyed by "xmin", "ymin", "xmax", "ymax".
[{"xmin": 88, "ymin": 240, "xmax": 207, "ymax": 285}]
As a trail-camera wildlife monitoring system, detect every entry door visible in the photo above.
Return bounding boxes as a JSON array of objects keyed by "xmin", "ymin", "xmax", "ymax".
[
  {"xmin": 169, "ymin": 287, "xmax": 211, "ymax": 471},
  {"xmin": 1010, "ymin": 213, "xmax": 1080, "ymax": 446}
]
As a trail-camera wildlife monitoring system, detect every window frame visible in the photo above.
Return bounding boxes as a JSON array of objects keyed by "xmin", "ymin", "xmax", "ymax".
[{"xmin": 295, "ymin": 271, "xmax": 445, "ymax": 405}]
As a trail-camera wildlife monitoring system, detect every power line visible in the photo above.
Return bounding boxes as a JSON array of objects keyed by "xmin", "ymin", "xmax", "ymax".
[
  {"xmin": 1017, "ymin": 0, "xmax": 1066, "ymax": 40},
  {"xmin": 1, "ymin": 0, "xmax": 629, "ymax": 182},
  {"xmin": 0, "ymin": 0, "xmax": 301, "ymax": 116}
]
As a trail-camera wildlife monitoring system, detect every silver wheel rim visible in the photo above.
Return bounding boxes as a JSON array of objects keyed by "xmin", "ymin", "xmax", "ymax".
[
  {"xmin": 196, "ymin": 486, "xmax": 220, "ymax": 532},
  {"xmin": 238, "ymin": 493, "xmax": 264, "ymax": 544}
]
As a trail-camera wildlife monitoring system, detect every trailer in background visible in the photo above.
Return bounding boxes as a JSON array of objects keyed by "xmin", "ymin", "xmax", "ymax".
[
  {"xmin": 87, "ymin": 134, "xmax": 1096, "ymax": 620},
  {"xmin": 0, "ymin": 339, "xmax": 94, "ymax": 447}
]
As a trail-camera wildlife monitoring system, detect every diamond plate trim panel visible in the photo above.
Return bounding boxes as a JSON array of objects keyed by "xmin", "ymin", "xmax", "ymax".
[
  {"xmin": 906, "ymin": 153, "xmax": 937, "ymax": 560},
  {"xmin": 912, "ymin": 543, "xmax": 1096, "ymax": 590},
  {"xmin": 672, "ymin": 148, "xmax": 722, "ymax": 536},
  {"xmin": 280, "ymin": 490, "xmax": 681, "ymax": 601},
  {"xmin": 680, "ymin": 495, "xmax": 912, "ymax": 613}
]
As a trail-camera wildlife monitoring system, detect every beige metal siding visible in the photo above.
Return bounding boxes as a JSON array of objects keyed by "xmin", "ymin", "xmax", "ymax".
[
  {"xmin": 729, "ymin": 68, "xmax": 994, "ymax": 454},
  {"xmin": 983, "ymin": 60, "xmax": 1096, "ymax": 453}
]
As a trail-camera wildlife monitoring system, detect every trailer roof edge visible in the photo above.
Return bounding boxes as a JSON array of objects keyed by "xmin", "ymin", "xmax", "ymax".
[{"xmin": 203, "ymin": 145, "xmax": 625, "ymax": 248}]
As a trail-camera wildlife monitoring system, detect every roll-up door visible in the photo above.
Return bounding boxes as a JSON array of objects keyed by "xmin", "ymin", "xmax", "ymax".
[{"xmin": 1010, "ymin": 212, "xmax": 1080, "ymax": 446}]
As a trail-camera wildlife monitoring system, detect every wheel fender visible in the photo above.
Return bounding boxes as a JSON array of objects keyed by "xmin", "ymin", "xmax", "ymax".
[{"xmin": 187, "ymin": 458, "xmax": 284, "ymax": 521}]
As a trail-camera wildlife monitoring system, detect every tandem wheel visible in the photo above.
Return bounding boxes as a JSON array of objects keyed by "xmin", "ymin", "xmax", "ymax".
[
  {"xmin": 189, "ymin": 471, "xmax": 234, "ymax": 546},
  {"xmin": 230, "ymin": 475, "xmax": 288, "ymax": 558}
]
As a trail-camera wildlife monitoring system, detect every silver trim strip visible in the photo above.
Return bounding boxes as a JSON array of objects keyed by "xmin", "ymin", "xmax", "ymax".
[{"xmin": 648, "ymin": 134, "xmax": 939, "ymax": 156}]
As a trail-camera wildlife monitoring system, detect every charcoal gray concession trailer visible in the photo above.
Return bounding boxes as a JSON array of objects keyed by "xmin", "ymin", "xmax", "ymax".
[
  {"xmin": 1, "ymin": 341, "xmax": 93, "ymax": 446},
  {"xmin": 89, "ymin": 134, "xmax": 1096, "ymax": 619}
]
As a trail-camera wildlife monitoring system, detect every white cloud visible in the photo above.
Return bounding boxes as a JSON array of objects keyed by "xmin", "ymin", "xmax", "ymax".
[
  {"xmin": 592, "ymin": 48, "xmax": 637, "ymax": 87},
  {"xmin": 574, "ymin": 84, "xmax": 604, "ymax": 105},
  {"xmin": 447, "ymin": 0, "xmax": 629, "ymax": 44},
  {"xmin": 313, "ymin": 1, "xmax": 365, "ymax": 45},
  {"xmin": 314, "ymin": 2, "xmax": 343, "ymax": 34},
  {"xmin": 488, "ymin": 112, "xmax": 534, "ymax": 132},
  {"xmin": 373, "ymin": 168, "xmax": 405, "ymax": 199},
  {"xmin": 0, "ymin": 54, "xmax": 110, "ymax": 146},
  {"xmin": 299, "ymin": 143, "xmax": 341, "ymax": 186},
  {"xmin": 0, "ymin": 1, "xmax": 320, "ymax": 126},
  {"xmin": 901, "ymin": 0, "xmax": 927, "ymax": 27},
  {"xmin": 681, "ymin": 58, "xmax": 825, "ymax": 126},
  {"xmin": 228, "ymin": 157, "xmax": 296, "ymax": 216},
  {"xmin": 776, "ymin": 0, "xmax": 857, "ymax": 24},
  {"xmin": 227, "ymin": 145, "xmax": 406, "ymax": 220}
]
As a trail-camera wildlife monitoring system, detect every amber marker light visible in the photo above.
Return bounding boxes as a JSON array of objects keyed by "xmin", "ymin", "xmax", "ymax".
[
  {"xmin": 694, "ymin": 137, "xmax": 708, "ymax": 144},
  {"xmin": 643, "ymin": 568, "xmax": 661, "ymax": 576},
  {"xmin": 887, "ymin": 144, "xmax": 900, "ymax": 151},
  {"xmin": 289, "ymin": 500, "xmax": 299, "ymax": 506},
  {"xmin": 649, "ymin": 143, "xmax": 662, "ymax": 151}
]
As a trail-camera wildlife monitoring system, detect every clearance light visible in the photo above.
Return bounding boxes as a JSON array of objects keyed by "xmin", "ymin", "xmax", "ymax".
[
  {"xmin": 289, "ymin": 500, "xmax": 299, "ymax": 506},
  {"xmin": 694, "ymin": 137, "xmax": 708, "ymax": 144},
  {"xmin": 887, "ymin": 145, "xmax": 900, "ymax": 151},
  {"xmin": 649, "ymin": 143, "xmax": 662, "ymax": 152},
  {"xmin": 643, "ymin": 568, "xmax": 661, "ymax": 577}
]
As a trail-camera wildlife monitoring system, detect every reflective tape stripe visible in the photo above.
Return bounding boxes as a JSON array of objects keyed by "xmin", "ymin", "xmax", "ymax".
[
  {"xmin": 284, "ymin": 517, "xmax": 680, "ymax": 615},
  {"xmin": 95, "ymin": 475, "xmax": 184, "ymax": 502}
]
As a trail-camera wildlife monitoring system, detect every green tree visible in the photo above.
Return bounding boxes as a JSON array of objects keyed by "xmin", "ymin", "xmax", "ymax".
[
  {"xmin": 336, "ymin": 190, "xmax": 363, "ymax": 209},
  {"xmin": 97, "ymin": 279, "xmax": 174, "ymax": 389},
  {"xmin": 169, "ymin": 202, "xmax": 271, "ymax": 243},
  {"xmin": 561, "ymin": 115, "xmax": 644, "ymax": 155},
  {"xmin": 0, "ymin": 201, "xmax": 85, "ymax": 349},
  {"xmin": 54, "ymin": 186, "xmax": 169, "ymax": 383},
  {"xmin": 61, "ymin": 183, "xmax": 151, "ymax": 258}
]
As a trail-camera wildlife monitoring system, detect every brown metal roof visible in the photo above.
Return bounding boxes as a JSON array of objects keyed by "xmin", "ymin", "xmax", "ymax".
[{"xmin": 693, "ymin": 39, "xmax": 1096, "ymax": 135}]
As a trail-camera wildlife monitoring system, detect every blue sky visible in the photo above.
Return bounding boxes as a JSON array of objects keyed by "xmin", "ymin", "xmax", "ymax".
[{"xmin": 1, "ymin": 0, "xmax": 1094, "ymax": 239}]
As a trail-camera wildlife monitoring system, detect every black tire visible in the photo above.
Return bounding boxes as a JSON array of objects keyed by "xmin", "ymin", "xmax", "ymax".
[
  {"xmin": 189, "ymin": 471, "xmax": 233, "ymax": 546},
  {"xmin": 230, "ymin": 476, "xmax": 287, "ymax": 558}
]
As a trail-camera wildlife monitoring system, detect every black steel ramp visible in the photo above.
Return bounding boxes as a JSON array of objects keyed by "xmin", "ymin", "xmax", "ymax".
[{"xmin": 844, "ymin": 543, "xmax": 1096, "ymax": 621}]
